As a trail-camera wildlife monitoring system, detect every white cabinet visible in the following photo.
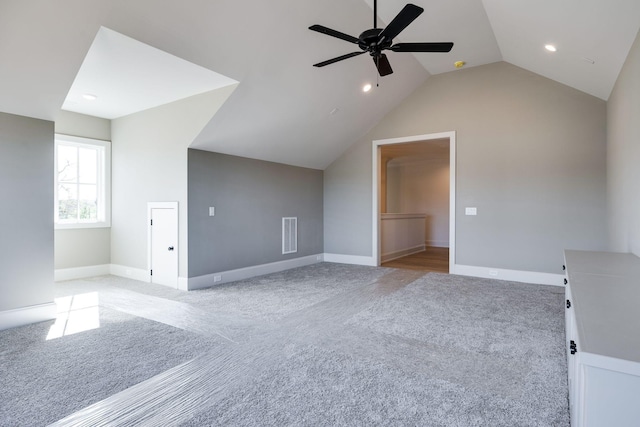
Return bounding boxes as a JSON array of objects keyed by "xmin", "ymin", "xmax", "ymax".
[{"xmin": 564, "ymin": 250, "xmax": 640, "ymax": 427}]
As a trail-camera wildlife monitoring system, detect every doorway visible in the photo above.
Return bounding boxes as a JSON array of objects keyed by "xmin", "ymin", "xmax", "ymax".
[
  {"xmin": 147, "ymin": 202, "xmax": 178, "ymax": 288},
  {"xmin": 372, "ymin": 131, "xmax": 456, "ymax": 272}
]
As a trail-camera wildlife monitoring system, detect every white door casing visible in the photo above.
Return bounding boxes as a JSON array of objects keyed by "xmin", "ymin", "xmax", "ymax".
[
  {"xmin": 148, "ymin": 202, "xmax": 178, "ymax": 288},
  {"xmin": 372, "ymin": 131, "xmax": 456, "ymax": 272}
]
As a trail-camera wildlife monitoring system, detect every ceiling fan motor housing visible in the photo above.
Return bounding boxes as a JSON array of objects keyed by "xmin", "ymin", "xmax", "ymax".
[{"xmin": 359, "ymin": 28, "xmax": 392, "ymax": 55}]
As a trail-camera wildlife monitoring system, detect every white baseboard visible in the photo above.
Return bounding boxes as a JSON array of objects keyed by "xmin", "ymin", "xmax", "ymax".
[
  {"xmin": 56, "ymin": 263, "xmax": 188, "ymax": 290},
  {"xmin": 453, "ymin": 264, "xmax": 565, "ymax": 286},
  {"xmin": 323, "ymin": 253, "xmax": 377, "ymax": 266},
  {"xmin": 381, "ymin": 244, "xmax": 425, "ymax": 263},
  {"xmin": 0, "ymin": 302, "xmax": 57, "ymax": 331},
  {"xmin": 425, "ymin": 240, "xmax": 449, "ymax": 248},
  {"xmin": 109, "ymin": 264, "xmax": 149, "ymax": 283},
  {"xmin": 188, "ymin": 254, "xmax": 324, "ymax": 291},
  {"xmin": 55, "ymin": 264, "xmax": 111, "ymax": 282},
  {"xmin": 177, "ymin": 277, "xmax": 189, "ymax": 291}
]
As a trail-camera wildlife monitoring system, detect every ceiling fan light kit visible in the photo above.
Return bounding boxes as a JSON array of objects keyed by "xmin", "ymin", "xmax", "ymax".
[{"xmin": 310, "ymin": 0, "xmax": 454, "ymax": 77}]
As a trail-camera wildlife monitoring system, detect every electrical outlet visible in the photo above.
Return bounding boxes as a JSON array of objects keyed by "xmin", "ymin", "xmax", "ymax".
[
  {"xmin": 209, "ymin": 207, "xmax": 215, "ymax": 216},
  {"xmin": 213, "ymin": 275, "xmax": 222, "ymax": 282},
  {"xmin": 316, "ymin": 255, "xmax": 322, "ymax": 261},
  {"xmin": 489, "ymin": 269, "xmax": 498, "ymax": 276}
]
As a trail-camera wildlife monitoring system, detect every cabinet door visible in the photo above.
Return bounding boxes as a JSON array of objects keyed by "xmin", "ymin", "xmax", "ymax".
[{"xmin": 565, "ymin": 283, "xmax": 581, "ymax": 426}]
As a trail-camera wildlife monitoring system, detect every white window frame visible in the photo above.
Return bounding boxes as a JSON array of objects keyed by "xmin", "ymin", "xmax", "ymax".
[{"xmin": 54, "ymin": 134, "xmax": 111, "ymax": 229}]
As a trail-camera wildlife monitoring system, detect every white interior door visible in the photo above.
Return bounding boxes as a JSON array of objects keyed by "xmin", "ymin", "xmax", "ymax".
[{"xmin": 149, "ymin": 203, "xmax": 178, "ymax": 288}]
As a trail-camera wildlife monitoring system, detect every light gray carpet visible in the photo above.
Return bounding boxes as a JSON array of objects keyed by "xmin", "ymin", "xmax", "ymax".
[
  {"xmin": 0, "ymin": 308, "xmax": 217, "ymax": 426},
  {"xmin": 1, "ymin": 264, "xmax": 569, "ymax": 426}
]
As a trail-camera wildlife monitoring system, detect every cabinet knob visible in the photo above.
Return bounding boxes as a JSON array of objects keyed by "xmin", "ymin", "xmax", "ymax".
[
  {"xmin": 563, "ymin": 265, "xmax": 566, "ymax": 271},
  {"xmin": 570, "ymin": 340, "xmax": 577, "ymax": 355},
  {"xmin": 564, "ymin": 278, "xmax": 568, "ymax": 285},
  {"xmin": 566, "ymin": 299, "xmax": 571, "ymax": 309}
]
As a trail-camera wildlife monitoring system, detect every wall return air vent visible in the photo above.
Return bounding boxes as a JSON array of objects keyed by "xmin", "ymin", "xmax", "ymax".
[{"xmin": 282, "ymin": 217, "xmax": 298, "ymax": 254}]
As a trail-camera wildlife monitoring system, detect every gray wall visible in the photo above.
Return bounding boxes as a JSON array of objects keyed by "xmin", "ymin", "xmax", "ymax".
[
  {"xmin": 188, "ymin": 149, "xmax": 323, "ymax": 277},
  {"xmin": 324, "ymin": 61, "xmax": 607, "ymax": 274},
  {"xmin": 387, "ymin": 158, "xmax": 450, "ymax": 247},
  {"xmin": 0, "ymin": 112, "xmax": 54, "ymax": 312},
  {"xmin": 54, "ymin": 228, "xmax": 111, "ymax": 270},
  {"xmin": 111, "ymin": 88, "xmax": 235, "ymax": 278},
  {"xmin": 607, "ymin": 29, "xmax": 640, "ymax": 256},
  {"xmin": 55, "ymin": 110, "xmax": 110, "ymax": 140},
  {"xmin": 54, "ymin": 111, "xmax": 111, "ymax": 270}
]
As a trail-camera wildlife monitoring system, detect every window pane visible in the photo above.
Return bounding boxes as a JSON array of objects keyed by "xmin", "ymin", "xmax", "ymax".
[
  {"xmin": 79, "ymin": 184, "xmax": 97, "ymax": 220},
  {"xmin": 58, "ymin": 145, "xmax": 78, "ymax": 183},
  {"xmin": 78, "ymin": 147, "xmax": 97, "ymax": 184},
  {"xmin": 58, "ymin": 184, "xmax": 78, "ymax": 220}
]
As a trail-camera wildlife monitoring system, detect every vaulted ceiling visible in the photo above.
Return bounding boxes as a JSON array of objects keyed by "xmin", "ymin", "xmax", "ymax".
[{"xmin": 0, "ymin": 0, "xmax": 638, "ymax": 169}]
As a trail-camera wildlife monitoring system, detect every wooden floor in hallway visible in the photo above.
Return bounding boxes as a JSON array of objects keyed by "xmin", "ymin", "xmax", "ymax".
[{"xmin": 382, "ymin": 247, "xmax": 449, "ymax": 273}]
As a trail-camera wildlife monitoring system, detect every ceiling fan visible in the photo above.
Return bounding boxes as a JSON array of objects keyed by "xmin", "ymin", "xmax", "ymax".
[{"xmin": 309, "ymin": 0, "xmax": 453, "ymax": 76}]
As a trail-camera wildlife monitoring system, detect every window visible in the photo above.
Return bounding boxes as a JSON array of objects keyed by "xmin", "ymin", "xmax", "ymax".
[{"xmin": 55, "ymin": 134, "xmax": 110, "ymax": 228}]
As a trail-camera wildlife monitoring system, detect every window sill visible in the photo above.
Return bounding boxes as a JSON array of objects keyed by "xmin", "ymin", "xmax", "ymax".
[{"xmin": 55, "ymin": 222, "xmax": 111, "ymax": 230}]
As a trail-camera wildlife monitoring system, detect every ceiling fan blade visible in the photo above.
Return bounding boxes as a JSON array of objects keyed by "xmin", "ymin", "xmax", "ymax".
[
  {"xmin": 378, "ymin": 4, "xmax": 424, "ymax": 44},
  {"xmin": 390, "ymin": 42, "xmax": 454, "ymax": 53},
  {"xmin": 309, "ymin": 25, "xmax": 359, "ymax": 44},
  {"xmin": 374, "ymin": 54, "xmax": 393, "ymax": 76},
  {"xmin": 313, "ymin": 51, "xmax": 365, "ymax": 67}
]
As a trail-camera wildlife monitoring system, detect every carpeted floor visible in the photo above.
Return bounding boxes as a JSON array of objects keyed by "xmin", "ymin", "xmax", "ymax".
[{"xmin": 0, "ymin": 264, "xmax": 569, "ymax": 426}]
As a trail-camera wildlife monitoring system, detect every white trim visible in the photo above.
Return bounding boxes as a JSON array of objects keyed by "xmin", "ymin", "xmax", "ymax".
[
  {"xmin": 178, "ymin": 277, "xmax": 189, "ymax": 291},
  {"xmin": 110, "ymin": 264, "xmax": 149, "ymax": 283},
  {"xmin": 453, "ymin": 264, "xmax": 565, "ymax": 286},
  {"xmin": 381, "ymin": 244, "xmax": 425, "ymax": 263},
  {"xmin": 282, "ymin": 217, "xmax": 298, "ymax": 254},
  {"xmin": 188, "ymin": 254, "xmax": 323, "ymax": 290},
  {"xmin": 55, "ymin": 223, "xmax": 111, "ymax": 230},
  {"xmin": 372, "ymin": 131, "xmax": 456, "ymax": 273},
  {"xmin": 0, "ymin": 303, "xmax": 57, "ymax": 331},
  {"xmin": 580, "ymin": 352, "xmax": 640, "ymax": 376},
  {"xmin": 147, "ymin": 201, "xmax": 179, "ymax": 289},
  {"xmin": 323, "ymin": 253, "xmax": 377, "ymax": 266},
  {"xmin": 54, "ymin": 134, "xmax": 111, "ymax": 229},
  {"xmin": 381, "ymin": 213, "xmax": 428, "ymax": 220},
  {"xmin": 425, "ymin": 240, "xmax": 449, "ymax": 248},
  {"xmin": 55, "ymin": 264, "xmax": 111, "ymax": 281},
  {"xmin": 53, "ymin": 263, "xmax": 189, "ymax": 290}
]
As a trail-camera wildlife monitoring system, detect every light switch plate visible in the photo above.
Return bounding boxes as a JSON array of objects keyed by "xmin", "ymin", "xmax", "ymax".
[
  {"xmin": 209, "ymin": 207, "xmax": 215, "ymax": 216},
  {"xmin": 465, "ymin": 207, "xmax": 477, "ymax": 216}
]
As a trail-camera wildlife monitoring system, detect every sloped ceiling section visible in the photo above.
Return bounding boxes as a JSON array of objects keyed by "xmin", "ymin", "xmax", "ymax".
[
  {"xmin": 0, "ymin": 1, "xmax": 638, "ymax": 170},
  {"xmin": 482, "ymin": 0, "xmax": 640, "ymax": 100},
  {"xmin": 187, "ymin": 0, "xmax": 431, "ymax": 169},
  {"xmin": 363, "ymin": 0, "xmax": 502, "ymax": 74},
  {"xmin": 63, "ymin": 27, "xmax": 238, "ymax": 120}
]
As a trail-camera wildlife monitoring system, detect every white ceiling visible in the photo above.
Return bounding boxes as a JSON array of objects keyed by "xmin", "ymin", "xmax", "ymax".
[
  {"xmin": 0, "ymin": 1, "xmax": 638, "ymax": 169},
  {"xmin": 482, "ymin": 0, "xmax": 640, "ymax": 100},
  {"xmin": 62, "ymin": 27, "xmax": 237, "ymax": 119}
]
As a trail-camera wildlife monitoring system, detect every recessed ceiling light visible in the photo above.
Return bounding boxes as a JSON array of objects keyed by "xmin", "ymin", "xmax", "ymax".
[
  {"xmin": 545, "ymin": 44, "xmax": 557, "ymax": 52},
  {"xmin": 363, "ymin": 83, "xmax": 372, "ymax": 93},
  {"xmin": 82, "ymin": 93, "xmax": 98, "ymax": 100}
]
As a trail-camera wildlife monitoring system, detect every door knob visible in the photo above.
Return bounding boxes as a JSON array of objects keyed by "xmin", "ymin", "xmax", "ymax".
[{"xmin": 168, "ymin": 246, "xmax": 174, "ymax": 251}]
